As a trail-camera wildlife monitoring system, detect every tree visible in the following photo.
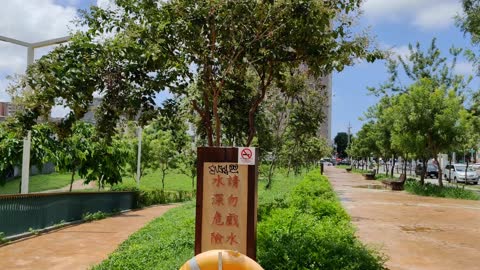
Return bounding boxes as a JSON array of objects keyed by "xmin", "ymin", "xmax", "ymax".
[
  {"xmin": 0, "ymin": 122, "xmax": 57, "ymax": 192},
  {"xmin": 369, "ymin": 38, "xmax": 471, "ymax": 96},
  {"xmin": 178, "ymin": 147, "xmax": 197, "ymax": 192},
  {"xmin": 0, "ymin": 123, "xmax": 22, "ymax": 187},
  {"xmin": 391, "ymin": 79, "xmax": 467, "ymax": 187},
  {"xmin": 350, "ymin": 122, "xmax": 380, "ymax": 170},
  {"xmin": 363, "ymin": 96, "xmax": 400, "ymax": 177},
  {"xmin": 457, "ymin": 0, "xmax": 480, "ymax": 46},
  {"xmin": 258, "ymin": 69, "xmax": 328, "ymax": 188},
  {"xmin": 9, "ymin": 0, "xmax": 381, "ymax": 147},
  {"xmin": 56, "ymin": 122, "xmax": 95, "ymax": 192},
  {"xmin": 334, "ymin": 132, "xmax": 348, "ymax": 159}
]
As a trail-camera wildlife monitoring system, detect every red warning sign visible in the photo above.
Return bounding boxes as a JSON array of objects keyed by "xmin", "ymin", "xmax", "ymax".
[{"xmin": 238, "ymin": 147, "xmax": 255, "ymax": 165}]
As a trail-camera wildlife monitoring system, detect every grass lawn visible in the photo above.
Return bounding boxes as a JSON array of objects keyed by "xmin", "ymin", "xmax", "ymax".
[
  {"xmin": 94, "ymin": 171, "xmax": 306, "ymax": 270},
  {"xmin": 120, "ymin": 170, "xmax": 194, "ymax": 191},
  {"xmin": 94, "ymin": 169, "xmax": 385, "ymax": 269},
  {"xmin": 1, "ymin": 169, "xmax": 193, "ymax": 195},
  {"xmin": 405, "ymin": 180, "xmax": 480, "ymax": 200},
  {"xmin": 0, "ymin": 172, "xmax": 75, "ymax": 195}
]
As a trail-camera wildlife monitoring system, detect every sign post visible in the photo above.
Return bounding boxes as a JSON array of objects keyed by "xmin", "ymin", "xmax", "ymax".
[{"xmin": 195, "ymin": 147, "xmax": 258, "ymax": 260}]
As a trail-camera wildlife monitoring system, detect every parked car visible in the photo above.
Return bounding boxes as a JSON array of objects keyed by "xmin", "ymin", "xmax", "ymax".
[
  {"xmin": 471, "ymin": 163, "xmax": 480, "ymax": 171},
  {"xmin": 415, "ymin": 164, "xmax": 439, "ymax": 178},
  {"xmin": 322, "ymin": 161, "xmax": 333, "ymax": 166},
  {"xmin": 444, "ymin": 164, "xmax": 479, "ymax": 184},
  {"xmin": 339, "ymin": 159, "xmax": 351, "ymax": 165}
]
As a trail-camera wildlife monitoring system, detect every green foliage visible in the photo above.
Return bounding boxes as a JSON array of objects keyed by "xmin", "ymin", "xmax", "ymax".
[
  {"xmin": 0, "ymin": 123, "xmax": 57, "ymax": 188},
  {"xmin": 10, "ymin": 0, "xmax": 381, "ymax": 147},
  {"xmin": 457, "ymin": 0, "xmax": 480, "ymax": 45},
  {"xmin": 111, "ymin": 184, "xmax": 193, "ymax": 208},
  {"xmin": 28, "ymin": 227, "xmax": 40, "ymax": 236},
  {"xmin": 82, "ymin": 211, "xmax": 109, "ymax": 222},
  {"xmin": 94, "ymin": 170, "xmax": 385, "ymax": 269},
  {"xmin": 121, "ymin": 170, "xmax": 193, "ymax": 192},
  {"xmin": 348, "ymin": 121, "xmax": 379, "ymax": 160},
  {"xmin": 0, "ymin": 232, "xmax": 7, "ymax": 244},
  {"xmin": 405, "ymin": 180, "xmax": 480, "ymax": 200},
  {"xmin": 334, "ymin": 132, "xmax": 349, "ymax": 158},
  {"xmin": 369, "ymin": 38, "xmax": 470, "ymax": 96},
  {"xmin": 259, "ymin": 71, "xmax": 331, "ymax": 187},
  {"xmin": 0, "ymin": 172, "xmax": 74, "ymax": 195},
  {"xmin": 93, "ymin": 203, "xmax": 196, "ymax": 270},
  {"xmin": 257, "ymin": 171, "xmax": 385, "ymax": 269}
]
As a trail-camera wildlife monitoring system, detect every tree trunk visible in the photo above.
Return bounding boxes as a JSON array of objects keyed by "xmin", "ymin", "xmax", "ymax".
[
  {"xmin": 266, "ymin": 158, "xmax": 277, "ymax": 190},
  {"xmin": 435, "ymin": 156, "xmax": 444, "ymax": 188},
  {"xmin": 69, "ymin": 169, "xmax": 75, "ymax": 192},
  {"xmin": 384, "ymin": 159, "xmax": 389, "ymax": 177},
  {"xmin": 391, "ymin": 157, "xmax": 396, "ymax": 178},
  {"xmin": 465, "ymin": 157, "xmax": 469, "ymax": 189},
  {"xmin": 98, "ymin": 174, "xmax": 104, "ymax": 191},
  {"xmin": 409, "ymin": 160, "xmax": 413, "ymax": 176},
  {"xmin": 287, "ymin": 160, "xmax": 292, "ymax": 177},
  {"xmin": 212, "ymin": 93, "xmax": 221, "ymax": 146},
  {"xmin": 191, "ymin": 176, "xmax": 196, "ymax": 192},
  {"xmin": 420, "ymin": 159, "xmax": 426, "ymax": 185},
  {"xmin": 161, "ymin": 168, "xmax": 166, "ymax": 191}
]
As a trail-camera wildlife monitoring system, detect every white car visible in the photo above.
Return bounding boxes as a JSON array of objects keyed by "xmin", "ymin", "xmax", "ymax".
[{"xmin": 444, "ymin": 164, "xmax": 479, "ymax": 184}]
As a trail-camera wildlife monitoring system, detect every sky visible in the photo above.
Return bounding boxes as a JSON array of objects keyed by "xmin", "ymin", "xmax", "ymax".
[{"xmin": 0, "ymin": 0, "xmax": 478, "ymax": 140}]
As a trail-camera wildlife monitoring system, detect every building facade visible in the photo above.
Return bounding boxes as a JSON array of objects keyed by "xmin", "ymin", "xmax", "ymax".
[
  {"xmin": 0, "ymin": 101, "xmax": 24, "ymax": 121},
  {"xmin": 317, "ymin": 74, "xmax": 332, "ymax": 141}
]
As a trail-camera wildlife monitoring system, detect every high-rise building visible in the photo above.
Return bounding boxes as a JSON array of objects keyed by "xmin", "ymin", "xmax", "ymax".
[
  {"xmin": 318, "ymin": 74, "xmax": 332, "ymax": 141},
  {"xmin": 0, "ymin": 101, "xmax": 24, "ymax": 121}
]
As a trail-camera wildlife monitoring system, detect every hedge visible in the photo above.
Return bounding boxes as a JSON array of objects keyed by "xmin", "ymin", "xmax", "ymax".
[
  {"xmin": 95, "ymin": 171, "xmax": 385, "ymax": 269},
  {"xmin": 111, "ymin": 184, "xmax": 194, "ymax": 207}
]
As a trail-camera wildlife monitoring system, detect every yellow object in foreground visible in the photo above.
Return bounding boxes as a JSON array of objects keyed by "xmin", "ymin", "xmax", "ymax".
[{"xmin": 180, "ymin": 250, "xmax": 264, "ymax": 270}]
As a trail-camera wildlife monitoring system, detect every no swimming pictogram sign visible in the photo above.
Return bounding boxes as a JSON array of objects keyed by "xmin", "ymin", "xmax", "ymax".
[{"xmin": 238, "ymin": 147, "xmax": 255, "ymax": 165}]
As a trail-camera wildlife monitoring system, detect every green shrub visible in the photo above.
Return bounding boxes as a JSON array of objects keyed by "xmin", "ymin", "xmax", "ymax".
[
  {"xmin": 405, "ymin": 180, "xmax": 480, "ymax": 200},
  {"xmin": 0, "ymin": 232, "xmax": 7, "ymax": 244},
  {"xmin": 93, "ymin": 203, "xmax": 195, "ymax": 270},
  {"xmin": 258, "ymin": 197, "xmax": 289, "ymax": 222},
  {"xmin": 258, "ymin": 208, "xmax": 384, "ymax": 270},
  {"xmin": 94, "ymin": 171, "xmax": 385, "ymax": 269},
  {"xmin": 82, "ymin": 211, "xmax": 109, "ymax": 222},
  {"xmin": 257, "ymin": 171, "xmax": 385, "ymax": 269},
  {"xmin": 111, "ymin": 184, "xmax": 194, "ymax": 208}
]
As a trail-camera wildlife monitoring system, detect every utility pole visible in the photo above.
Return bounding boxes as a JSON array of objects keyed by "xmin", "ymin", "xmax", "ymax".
[
  {"xmin": 0, "ymin": 35, "xmax": 70, "ymax": 194},
  {"xmin": 136, "ymin": 126, "xmax": 142, "ymax": 186},
  {"xmin": 347, "ymin": 122, "xmax": 352, "ymax": 147}
]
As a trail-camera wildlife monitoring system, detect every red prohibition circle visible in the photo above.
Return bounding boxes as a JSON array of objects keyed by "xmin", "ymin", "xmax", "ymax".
[{"xmin": 241, "ymin": 148, "xmax": 252, "ymax": 159}]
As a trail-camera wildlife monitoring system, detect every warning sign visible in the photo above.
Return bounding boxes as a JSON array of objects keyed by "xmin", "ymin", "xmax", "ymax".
[{"xmin": 238, "ymin": 147, "xmax": 255, "ymax": 165}]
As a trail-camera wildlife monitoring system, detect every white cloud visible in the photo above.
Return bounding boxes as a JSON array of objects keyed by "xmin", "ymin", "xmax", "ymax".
[
  {"xmin": 413, "ymin": 2, "xmax": 463, "ymax": 30},
  {"xmin": 362, "ymin": 0, "xmax": 462, "ymax": 30},
  {"xmin": 390, "ymin": 45, "xmax": 411, "ymax": 60},
  {"xmin": 0, "ymin": 0, "xmax": 79, "ymax": 102},
  {"xmin": 454, "ymin": 61, "xmax": 475, "ymax": 75},
  {"xmin": 0, "ymin": 80, "xmax": 9, "ymax": 101}
]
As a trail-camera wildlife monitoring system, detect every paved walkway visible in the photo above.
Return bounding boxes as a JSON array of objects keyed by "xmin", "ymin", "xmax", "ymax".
[
  {"xmin": 326, "ymin": 167, "xmax": 480, "ymax": 270},
  {"xmin": 40, "ymin": 180, "xmax": 97, "ymax": 193},
  {"xmin": 0, "ymin": 204, "xmax": 178, "ymax": 270}
]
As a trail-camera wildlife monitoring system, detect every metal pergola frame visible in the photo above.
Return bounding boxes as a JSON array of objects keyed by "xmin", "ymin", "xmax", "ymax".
[{"xmin": 0, "ymin": 34, "xmax": 70, "ymax": 194}]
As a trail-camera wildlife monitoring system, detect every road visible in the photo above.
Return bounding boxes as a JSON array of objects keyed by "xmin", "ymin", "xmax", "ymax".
[{"xmin": 326, "ymin": 166, "xmax": 480, "ymax": 270}]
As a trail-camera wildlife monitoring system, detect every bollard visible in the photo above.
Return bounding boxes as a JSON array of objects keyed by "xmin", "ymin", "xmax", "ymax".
[{"xmin": 320, "ymin": 163, "xmax": 324, "ymax": 175}]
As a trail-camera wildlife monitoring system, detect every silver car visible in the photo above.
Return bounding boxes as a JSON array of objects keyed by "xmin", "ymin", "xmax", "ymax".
[{"xmin": 444, "ymin": 164, "xmax": 479, "ymax": 184}]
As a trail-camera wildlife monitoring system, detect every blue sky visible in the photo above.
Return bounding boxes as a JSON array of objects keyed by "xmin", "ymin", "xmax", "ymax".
[
  {"xmin": 0, "ymin": 0, "xmax": 478, "ymax": 140},
  {"xmin": 333, "ymin": 0, "xmax": 479, "ymax": 139}
]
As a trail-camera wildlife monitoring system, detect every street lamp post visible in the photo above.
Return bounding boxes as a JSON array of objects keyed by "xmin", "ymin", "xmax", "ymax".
[{"xmin": 0, "ymin": 35, "xmax": 70, "ymax": 194}]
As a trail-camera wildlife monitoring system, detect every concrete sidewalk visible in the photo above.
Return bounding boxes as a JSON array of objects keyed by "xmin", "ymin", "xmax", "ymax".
[
  {"xmin": 326, "ymin": 167, "xmax": 480, "ymax": 270},
  {"xmin": 0, "ymin": 204, "xmax": 178, "ymax": 270}
]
